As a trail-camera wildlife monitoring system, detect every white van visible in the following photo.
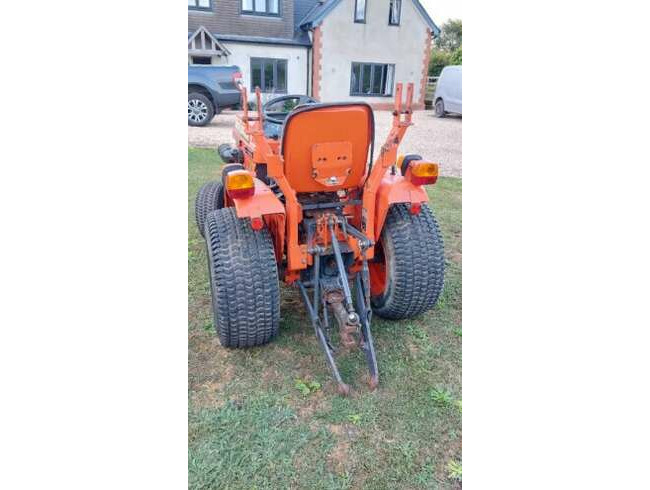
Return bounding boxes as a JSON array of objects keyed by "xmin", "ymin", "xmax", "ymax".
[{"xmin": 433, "ymin": 65, "xmax": 462, "ymax": 117}]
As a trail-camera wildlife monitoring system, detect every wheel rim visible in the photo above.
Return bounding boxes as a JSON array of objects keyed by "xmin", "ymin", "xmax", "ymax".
[
  {"xmin": 369, "ymin": 240, "xmax": 387, "ymax": 297},
  {"xmin": 188, "ymin": 99, "xmax": 208, "ymax": 123},
  {"xmin": 436, "ymin": 101, "xmax": 444, "ymax": 115}
]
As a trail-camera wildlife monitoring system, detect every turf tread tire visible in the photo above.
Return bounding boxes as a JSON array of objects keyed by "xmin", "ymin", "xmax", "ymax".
[
  {"xmin": 205, "ymin": 208, "xmax": 280, "ymax": 348},
  {"xmin": 195, "ymin": 181, "xmax": 224, "ymax": 238},
  {"xmin": 371, "ymin": 203, "xmax": 444, "ymax": 319}
]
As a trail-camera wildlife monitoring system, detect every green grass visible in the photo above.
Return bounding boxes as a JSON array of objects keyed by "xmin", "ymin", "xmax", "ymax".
[{"xmin": 188, "ymin": 148, "xmax": 462, "ymax": 489}]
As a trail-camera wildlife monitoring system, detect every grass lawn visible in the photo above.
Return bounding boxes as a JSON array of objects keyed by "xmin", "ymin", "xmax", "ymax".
[{"xmin": 188, "ymin": 148, "xmax": 462, "ymax": 489}]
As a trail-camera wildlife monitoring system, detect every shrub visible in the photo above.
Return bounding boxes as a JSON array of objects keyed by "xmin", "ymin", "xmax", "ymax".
[{"xmin": 429, "ymin": 50, "xmax": 452, "ymax": 76}]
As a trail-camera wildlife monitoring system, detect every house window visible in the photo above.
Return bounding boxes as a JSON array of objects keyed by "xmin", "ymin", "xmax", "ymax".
[
  {"xmin": 242, "ymin": 0, "xmax": 279, "ymax": 16},
  {"xmin": 388, "ymin": 0, "xmax": 401, "ymax": 25},
  {"xmin": 188, "ymin": 0, "xmax": 211, "ymax": 10},
  {"xmin": 191, "ymin": 56, "xmax": 212, "ymax": 65},
  {"xmin": 354, "ymin": 0, "xmax": 366, "ymax": 23},
  {"xmin": 350, "ymin": 63, "xmax": 395, "ymax": 96},
  {"xmin": 251, "ymin": 58, "xmax": 287, "ymax": 93}
]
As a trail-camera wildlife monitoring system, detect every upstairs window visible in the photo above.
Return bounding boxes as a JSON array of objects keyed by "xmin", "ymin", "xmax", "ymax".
[
  {"xmin": 191, "ymin": 56, "xmax": 212, "ymax": 65},
  {"xmin": 251, "ymin": 58, "xmax": 287, "ymax": 93},
  {"xmin": 188, "ymin": 0, "xmax": 211, "ymax": 10},
  {"xmin": 389, "ymin": 0, "xmax": 401, "ymax": 25},
  {"xmin": 350, "ymin": 62, "xmax": 395, "ymax": 97},
  {"xmin": 354, "ymin": 0, "xmax": 366, "ymax": 23},
  {"xmin": 242, "ymin": 0, "xmax": 280, "ymax": 16}
]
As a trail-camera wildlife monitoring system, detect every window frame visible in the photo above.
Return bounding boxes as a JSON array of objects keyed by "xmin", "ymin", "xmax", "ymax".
[
  {"xmin": 250, "ymin": 57, "xmax": 288, "ymax": 94},
  {"xmin": 354, "ymin": 0, "xmax": 367, "ymax": 23},
  {"xmin": 241, "ymin": 0, "xmax": 281, "ymax": 17},
  {"xmin": 349, "ymin": 62, "xmax": 395, "ymax": 97},
  {"xmin": 188, "ymin": 0, "xmax": 212, "ymax": 12},
  {"xmin": 388, "ymin": 0, "xmax": 401, "ymax": 26}
]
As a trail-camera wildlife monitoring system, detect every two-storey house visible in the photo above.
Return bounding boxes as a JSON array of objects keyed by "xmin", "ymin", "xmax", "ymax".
[{"xmin": 188, "ymin": 0, "xmax": 439, "ymax": 109}]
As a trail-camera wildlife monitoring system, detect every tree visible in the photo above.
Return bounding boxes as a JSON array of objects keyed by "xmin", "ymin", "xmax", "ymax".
[
  {"xmin": 436, "ymin": 19, "xmax": 462, "ymax": 52},
  {"xmin": 429, "ymin": 19, "xmax": 462, "ymax": 74},
  {"xmin": 450, "ymin": 46, "xmax": 462, "ymax": 65},
  {"xmin": 429, "ymin": 50, "xmax": 451, "ymax": 76}
]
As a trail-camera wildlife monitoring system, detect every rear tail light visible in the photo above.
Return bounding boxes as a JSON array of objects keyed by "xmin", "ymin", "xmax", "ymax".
[
  {"xmin": 226, "ymin": 170, "xmax": 255, "ymax": 199},
  {"xmin": 410, "ymin": 202, "xmax": 422, "ymax": 215},
  {"xmin": 409, "ymin": 161, "xmax": 439, "ymax": 186}
]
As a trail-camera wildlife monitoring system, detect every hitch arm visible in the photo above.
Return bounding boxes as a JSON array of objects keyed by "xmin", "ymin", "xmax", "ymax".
[
  {"xmin": 295, "ymin": 220, "xmax": 379, "ymax": 395},
  {"xmin": 297, "ymin": 279, "xmax": 351, "ymax": 396}
]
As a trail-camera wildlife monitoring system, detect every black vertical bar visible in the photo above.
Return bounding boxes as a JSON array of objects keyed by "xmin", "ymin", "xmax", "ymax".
[
  {"xmin": 329, "ymin": 221, "xmax": 354, "ymax": 308},
  {"xmin": 358, "ymin": 64, "xmax": 362, "ymax": 93},
  {"xmin": 260, "ymin": 60, "xmax": 265, "ymax": 91},
  {"xmin": 273, "ymin": 60, "xmax": 277, "ymax": 92},
  {"xmin": 313, "ymin": 252, "xmax": 320, "ymax": 313},
  {"xmin": 355, "ymin": 274, "xmax": 378, "ymax": 384},
  {"xmin": 297, "ymin": 281, "xmax": 348, "ymax": 391}
]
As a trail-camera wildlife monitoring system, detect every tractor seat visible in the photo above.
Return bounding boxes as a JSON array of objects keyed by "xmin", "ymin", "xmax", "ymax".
[{"xmin": 281, "ymin": 103, "xmax": 374, "ymax": 193}]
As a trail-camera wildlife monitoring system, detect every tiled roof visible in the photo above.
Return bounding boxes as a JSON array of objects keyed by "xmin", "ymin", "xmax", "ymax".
[
  {"xmin": 294, "ymin": 0, "xmax": 320, "ymax": 31},
  {"xmin": 216, "ymin": 32, "xmax": 311, "ymax": 47},
  {"xmin": 189, "ymin": 30, "xmax": 311, "ymax": 47},
  {"xmin": 298, "ymin": 0, "xmax": 440, "ymax": 37}
]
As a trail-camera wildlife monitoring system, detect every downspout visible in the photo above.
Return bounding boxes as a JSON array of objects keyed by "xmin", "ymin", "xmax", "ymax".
[
  {"xmin": 307, "ymin": 45, "xmax": 311, "ymax": 96},
  {"xmin": 310, "ymin": 26, "xmax": 322, "ymax": 101},
  {"xmin": 306, "ymin": 28, "xmax": 314, "ymax": 97}
]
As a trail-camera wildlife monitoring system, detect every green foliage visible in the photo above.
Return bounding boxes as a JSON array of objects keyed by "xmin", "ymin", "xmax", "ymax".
[
  {"xmin": 189, "ymin": 399, "xmax": 335, "ymax": 489},
  {"xmin": 295, "ymin": 378, "xmax": 321, "ymax": 396},
  {"xmin": 437, "ymin": 19, "xmax": 462, "ymax": 52},
  {"xmin": 430, "ymin": 387, "xmax": 454, "ymax": 407},
  {"xmin": 450, "ymin": 46, "xmax": 462, "ymax": 65},
  {"xmin": 448, "ymin": 459, "xmax": 463, "ymax": 481},
  {"xmin": 429, "ymin": 49, "xmax": 452, "ymax": 76},
  {"xmin": 347, "ymin": 413, "xmax": 361, "ymax": 425},
  {"xmin": 429, "ymin": 19, "xmax": 462, "ymax": 75}
]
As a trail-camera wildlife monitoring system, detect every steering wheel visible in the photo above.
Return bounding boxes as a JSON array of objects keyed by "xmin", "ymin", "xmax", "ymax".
[{"xmin": 263, "ymin": 95, "xmax": 318, "ymax": 125}]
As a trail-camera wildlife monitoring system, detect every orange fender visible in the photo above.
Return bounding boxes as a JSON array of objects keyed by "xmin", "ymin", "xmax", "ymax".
[
  {"xmin": 230, "ymin": 178, "xmax": 284, "ymax": 219},
  {"xmin": 229, "ymin": 178, "xmax": 286, "ymax": 263},
  {"xmin": 374, "ymin": 172, "xmax": 429, "ymax": 240}
]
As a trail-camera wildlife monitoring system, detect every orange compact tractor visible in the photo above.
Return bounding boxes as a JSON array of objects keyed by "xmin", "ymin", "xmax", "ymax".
[{"xmin": 195, "ymin": 78, "xmax": 444, "ymax": 395}]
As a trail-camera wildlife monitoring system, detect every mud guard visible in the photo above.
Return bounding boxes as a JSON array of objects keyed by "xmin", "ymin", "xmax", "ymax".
[
  {"xmin": 374, "ymin": 173, "xmax": 429, "ymax": 240},
  {"xmin": 230, "ymin": 178, "xmax": 286, "ymax": 262}
]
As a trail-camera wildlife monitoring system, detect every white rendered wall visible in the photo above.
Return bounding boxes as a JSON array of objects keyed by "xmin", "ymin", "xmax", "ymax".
[
  {"xmin": 318, "ymin": 0, "xmax": 429, "ymax": 104},
  {"xmin": 220, "ymin": 42, "xmax": 310, "ymax": 100}
]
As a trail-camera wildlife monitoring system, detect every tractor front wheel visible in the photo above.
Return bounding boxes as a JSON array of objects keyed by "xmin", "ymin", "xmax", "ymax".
[
  {"xmin": 195, "ymin": 181, "xmax": 224, "ymax": 238},
  {"xmin": 370, "ymin": 203, "xmax": 444, "ymax": 319},
  {"xmin": 205, "ymin": 208, "xmax": 280, "ymax": 347}
]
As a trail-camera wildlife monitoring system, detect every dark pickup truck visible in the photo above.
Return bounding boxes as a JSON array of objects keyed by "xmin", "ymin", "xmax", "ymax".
[{"xmin": 188, "ymin": 65, "xmax": 242, "ymax": 126}]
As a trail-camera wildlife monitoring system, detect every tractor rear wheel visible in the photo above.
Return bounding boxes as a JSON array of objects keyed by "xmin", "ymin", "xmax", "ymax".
[
  {"xmin": 204, "ymin": 208, "xmax": 280, "ymax": 347},
  {"xmin": 195, "ymin": 181, "xmax": 224, "ymax": 238},
  {"xmin": 370, "ymin": 203, "xmax": 444, "ymax": 319}
]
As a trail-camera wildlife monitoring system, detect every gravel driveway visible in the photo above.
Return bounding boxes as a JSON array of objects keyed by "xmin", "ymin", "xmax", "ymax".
[{"xmin": 188, "ymin": 110, "xmax": 462, "ymax": 177}]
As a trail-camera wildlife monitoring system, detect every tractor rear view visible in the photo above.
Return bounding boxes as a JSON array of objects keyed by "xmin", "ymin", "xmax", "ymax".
[{"xmin": 195, "ymin": 78, "xmax": 444, "ymax": 395}]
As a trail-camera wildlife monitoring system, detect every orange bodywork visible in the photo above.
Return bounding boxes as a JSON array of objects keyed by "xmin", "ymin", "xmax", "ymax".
[{"xmin": 224, "ymin": 83, "xmax": 437, "ymax": 284}]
